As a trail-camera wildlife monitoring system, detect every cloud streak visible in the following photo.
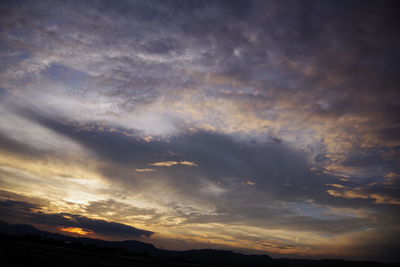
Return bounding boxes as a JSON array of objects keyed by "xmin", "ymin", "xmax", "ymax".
[{"xmin": 148, "ymin": 161, "xmax": 198, "ymax": 167}]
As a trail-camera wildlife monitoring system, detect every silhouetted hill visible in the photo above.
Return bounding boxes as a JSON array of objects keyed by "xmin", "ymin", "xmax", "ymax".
[
  {"xmin": 0, "ymin": 221, "xmax": 396, "ymax": 267},
  {"xmin": 0, "ymin": 220, "xmax": 67, "ymax": 239},
  {"xmin": 0, "ymin": 220, "xmax": 157, "ymax": 253},
  {"xmin": 170, "ymin": 249, "xmax": 272, "ymax": 266}
]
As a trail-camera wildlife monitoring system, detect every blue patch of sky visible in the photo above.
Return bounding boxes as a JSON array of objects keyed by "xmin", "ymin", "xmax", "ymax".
[
  {"xmin": 42, "ymin": 64, "xmax": 89, "ymax": 88},
  {"xmin": 287, "ymin": 202, "xmax": 355, "ymax": 220}
]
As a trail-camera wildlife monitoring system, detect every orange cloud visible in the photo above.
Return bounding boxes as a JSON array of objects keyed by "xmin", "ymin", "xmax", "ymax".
[
  {"xmin": 58, "ymin": 226, "xmax": 94, "ymax": 236},
  {"xmin": 327, "ymin": 188, "xmax": 400, "ymax": 205}
]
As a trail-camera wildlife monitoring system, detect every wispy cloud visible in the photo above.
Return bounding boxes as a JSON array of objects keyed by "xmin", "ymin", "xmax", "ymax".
[
  {"xmin": 148, "ymin": 161, "xmax": 198, "ymax": 167},
  {"xmin": 135, "ymin": 168, "xmax": 156, "ymax": 173},
  {"xmin": 242, "ymin": 181, "xmax": 256, "ymax": 186}
]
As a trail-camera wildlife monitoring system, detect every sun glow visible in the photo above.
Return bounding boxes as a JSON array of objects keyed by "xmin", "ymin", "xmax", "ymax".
[{"xmin": 58, "ymin": 226, "xmax": 94, "ymax": 235}]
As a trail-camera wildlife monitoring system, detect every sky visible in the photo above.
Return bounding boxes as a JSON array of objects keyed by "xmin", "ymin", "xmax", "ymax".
[{"xmin": 0, "ymin": 0, "xmax": 399, "ymax": 262}]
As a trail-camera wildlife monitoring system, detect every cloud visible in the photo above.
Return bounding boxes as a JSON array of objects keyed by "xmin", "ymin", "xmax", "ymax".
[
  {"xmin": 0, "ymin": 199, "xmax": 153, "ymax": 239},
  {"xmin": 135, "ymin": 168, "xmax": 155, "ymax": 173},
  {"xmin": 59, "ymin": 226, "xmax": 94, "ymax": 236},
  {"xmin": 149, "ymin": 161, "xmax": 179, "ymax": 167},
  {"xmin": 0, "ymin": 0, "xmax": 400, "ymax": 261},
  {"xmin": 327, "ymin": 185, "xmax": 400, "ymax": 205},
  {"xmin": 326, "ymin": 184, "xmax": 346, "ymax": 189},
  {"xmin": 242, "ymin": 181, "xmax": 256, "ymax": 186},
  {"xmin": 148, "ymin": 161, "xmax": 198, "ymax": 167},
  {"xmin": 83, "ymin": 199, "xmax": 159, "ymax": 223},
  {"xmin": 0, "ymin": 0, "xmax": 398, "ymax": 175},
  {"xmin": 179, "ymin": 161, "xmax": 199, "ymax": 167},
  {"xmin": 0, "ymin": 90, "xmax": 86, "ymax": 156},
  {"xmin": 0, "ymin": 97, "xmax": 398, "ymax": 260}
]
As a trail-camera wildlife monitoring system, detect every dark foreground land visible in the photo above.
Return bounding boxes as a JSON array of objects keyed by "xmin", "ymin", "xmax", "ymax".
[
  {"xmin": 0, "ymin": 237, "xmax": 199, "ymax": 267},
  {"xmin": 0, "ymin": 221, "xmax": 397, "ymax": 267}
]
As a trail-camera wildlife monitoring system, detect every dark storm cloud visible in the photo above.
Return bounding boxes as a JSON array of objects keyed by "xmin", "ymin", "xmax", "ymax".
[{"xmin": 0, "ymin": 199, "xmax": 153, "ymax": 238}]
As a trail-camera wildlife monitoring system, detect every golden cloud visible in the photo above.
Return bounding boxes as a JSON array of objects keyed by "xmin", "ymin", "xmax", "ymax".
[
  {"xmin": 149, "ymin": 161, "xmax": 179, "ymax": 167},
  {"xmin": 135, "ymin": 168, "xmax": 156, "ymax": 173},
  {"xmin": 327, "ymin": 188, "xmax": 400, "ymax": 205},
  {"xmin": 148, "ymin": 161, "xmax": 198, "ymax": 167}
]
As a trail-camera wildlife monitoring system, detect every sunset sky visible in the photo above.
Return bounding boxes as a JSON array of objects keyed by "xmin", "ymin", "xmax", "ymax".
[{"xmin": 1, "ymin": 0, "xmax": 399, "ymax": 262}]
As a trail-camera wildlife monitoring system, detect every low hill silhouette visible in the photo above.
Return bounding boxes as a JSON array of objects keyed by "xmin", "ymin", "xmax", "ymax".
[{"xmin": 0, "ymin": 221, "xmax": 396, "ymax": 267}]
